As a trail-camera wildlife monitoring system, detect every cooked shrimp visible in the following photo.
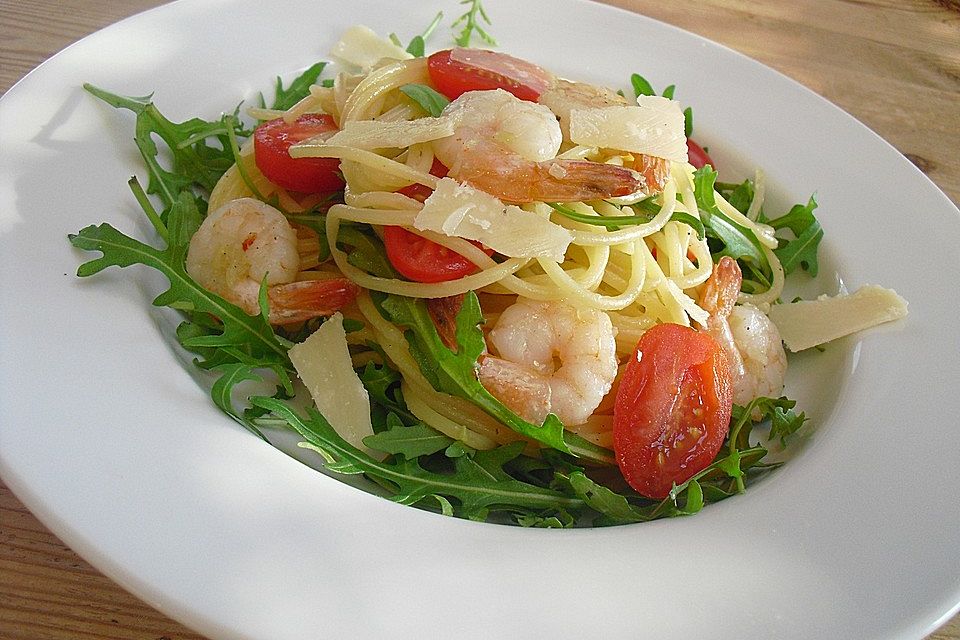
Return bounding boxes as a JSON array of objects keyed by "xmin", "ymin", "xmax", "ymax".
[
  {"xmin": 186, "ymin": 197, "xmax": 358, "ymax": 324},
  {"xmin": 477, "ymin": 298, "xmax": 618, "ymax": 426},
  {"xmin": 698, "ymin": 256, "xmax": 786, "ymax": 409},
  {"xmin": 432, "ymin": 89, "xmax": 642, "ymax": 203}
]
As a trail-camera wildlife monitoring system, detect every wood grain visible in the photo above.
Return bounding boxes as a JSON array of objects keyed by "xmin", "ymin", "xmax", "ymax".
[{"xmin": 1, "ymin": 1, "xmax": 958, "ymax": 639}]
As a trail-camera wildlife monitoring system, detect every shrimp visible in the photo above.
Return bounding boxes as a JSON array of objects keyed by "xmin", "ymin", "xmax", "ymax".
[
  {"xmin": 477, "ymin": 298, "xmax": 618, "ymax": 426},
  {"xmin": 186, "ymin": 197, "xmax": 359, "ymax": 324},
  {"xmin": 698, "ymin": 256, "xmax": 787, "ymax": 410},
  {"xmin": 432, "ymin": 89, "xmax": 642, "ymax": 203}
]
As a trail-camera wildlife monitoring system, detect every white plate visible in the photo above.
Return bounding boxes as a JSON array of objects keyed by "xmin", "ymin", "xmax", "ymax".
[{"xmin": 2, "ymin": 1, "xmax": 958, "ymax": 638}]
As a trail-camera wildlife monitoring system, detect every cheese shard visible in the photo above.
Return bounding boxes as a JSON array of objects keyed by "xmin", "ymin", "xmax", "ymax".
[
  {"xmin": 325, "ymin": 116, "xmax": 458, "ymax": 150},
  {"xmin": 414, "ymin": 178, "xmax": 573, "ymax": 262},
  {"xmin": 568, "ymin": 95, "xmax": 688, "ymax": 163},
  {"xmin": 288, "ymin": 312, "xmax": 378, "ymax": 457},
  {"xmin": 329, "ymin": 25, "xmax": 411, "ymax": 71},
  {"xmin": 767, "ymin": 285, "xmax": 908, "ymax": 352}
]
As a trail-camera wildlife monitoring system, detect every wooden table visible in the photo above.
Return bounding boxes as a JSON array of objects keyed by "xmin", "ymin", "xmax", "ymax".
[{"xmin": 1, "ymin": 1, "xmax": 958, "ymax": 638}]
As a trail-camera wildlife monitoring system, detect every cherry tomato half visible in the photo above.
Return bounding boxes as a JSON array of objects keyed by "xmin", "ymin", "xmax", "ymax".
[
  {"xmin": 426, "ymin": 48, "xmax": 552, "ymax": 102},
  {"xmin": 686, "ymin": 138, "xmax": 716, "ymax": 170},
  {"xmin": 253, "ymin": 113, "xmax": 345, "ymax": 193},
  {"xmin": 383, "ymin": 226, "xmax": 492, "ymax": 283},
  {"xmin": 396, "ymin": 158, "xmax": 449, "ymax": 202},
  {"xmin": 613, "ymin": 323, "xmax": 733, "ymax": 499}
]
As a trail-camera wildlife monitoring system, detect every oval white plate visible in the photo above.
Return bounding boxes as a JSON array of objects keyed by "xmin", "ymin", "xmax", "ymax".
[{"xmin": 2, "ymin": 1, "xmax": 959, "ymax": 638}]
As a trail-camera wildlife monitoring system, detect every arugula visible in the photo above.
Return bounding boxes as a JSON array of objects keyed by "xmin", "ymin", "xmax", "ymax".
[
  {"xmin": 692, "ymin": 166, "xmax": 769, "ymax": 270},
  {"xmin": 254, "ymin": 397, "xmax": 584, "ymax": 522},
  {"xmin": 547, "ymin": 201, "xmax": 706, "ymax": 238},
  {"xmin": 767, "ymin": 196, "xmax": 823, "ymax": 276},
  {"xmin": 83, "ymin": 84, "xmax": 239, "ymax": 209},
  {"xmin": 68, "ymin": 202, "xmax": 291, "ymax": 435},
  {"xmin": 452, "ymin": 0, "xmax": 497, "ymax": 46},
  {"xmin": 363, "ymin": 422, "xmax": 454, "ymax": 458},
  {"xmin": 270, "ymin": 61, "xmax": 327, "ymax": 111},
  {"xmin": 390, "ymin": 11, "xmax": 444, "ymax": 57},
  {"xmin": 399, "ymin": 83, "xmax": 450, "ymax": 117},
  {"xmin": 716, "ymin": 179, "xmax": 824, "ymax": 278}
]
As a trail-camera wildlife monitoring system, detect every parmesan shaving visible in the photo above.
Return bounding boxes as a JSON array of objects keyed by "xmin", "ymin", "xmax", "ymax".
[
  {"xmin": 768, "ymin": 285, "xmax": 908, "ymax": 352},
  {"xmin": 414, "ymin": 178, "xmax": 573, "ymax": 262},
  {"xmin": 324, "ymin": 115, "xmax": 458, "ymax": 150},
  {"xmin": 568, "ymin": 95, "xmax": 687, "ymax": 162},
  {"xmin": 288, "ymin": 313, "xmax": 379, "ymax": 458},
  {"xmin": 329, "ymin": 25, "xmax": 412, "ymax": 71}
]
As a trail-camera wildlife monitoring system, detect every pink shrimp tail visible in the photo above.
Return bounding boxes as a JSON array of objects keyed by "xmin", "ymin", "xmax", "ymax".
[
  {"xmin": 457, "ymin": 156, "xmax": 643, "ymax": 204},
  {"xmin": 699, "ymin": 256, "xmax": 742, "ymax": 321},
  {"xmin": 477, "ymin": 355, "xmax": 551, "ymax": 425},
  {"xmin": 267, "ymin": 277, "xmax": 360, "ymax": 325}
]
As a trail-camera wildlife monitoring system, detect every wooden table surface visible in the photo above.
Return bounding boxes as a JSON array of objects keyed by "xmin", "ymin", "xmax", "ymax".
[{"xmin": 1, "ymin": 1, "xmax": 958, "ymax": 638}]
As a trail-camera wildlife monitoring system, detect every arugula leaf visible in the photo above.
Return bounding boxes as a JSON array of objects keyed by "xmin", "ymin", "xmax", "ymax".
[
  {"xmin": 364, "ymin": 422, "xmax": 454, "ymax": 457},
  {"xmin": 692, "ymin": 166, "xmax": 768, "ymax": 269},
  {"xmin": 83, "ymin": 84, "xmax": 237, "ymax": 206},
  {"xmin": 452, "ymin": 0, "xmax": 497, "ymax": 47},
  {"xmin": 399, "ymin": 83, "xmax": 450, "ymax": 117},
  {"xmin": 69, "ymin": 217, "xmax": 288, "ymax": 366},
  {"xmin": 404, "ymin": 11, "xmax": 443, "ymax": 56},
  {"xmin": 254, "ymin": 398, "xmax": 583, "ymax": 521},
  {"xmin": 271, "ymin": 61, "xmax": 327, "ymax": 111},
  {"xmin": 734, "ymin": 396, "xmax": 808, "ymax": 447},
  {"xmin": 767, "ymin": 196, "xmax": 823, "ymax": 276},
  {"xmin": 377, "ymin": 291, "xmax": 572, "ymax": 454},
  {"xmin": 718, "ymin": 179, "xmax": 756, "ymax": 216},
  {"xmin": 547, "ymin": 202, "xmax": 705, "ymax": 238},
  {"xmin": 630, "ymin": 73, "xmax": 656, "ymax": 97}
]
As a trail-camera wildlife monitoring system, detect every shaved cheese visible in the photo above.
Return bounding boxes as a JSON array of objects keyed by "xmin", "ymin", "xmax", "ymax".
[
  {"xmin": 414, "ymin": 178, "xmax": 573, "ymax": 262},
  {"xmin": 288, "ymin": 313, "xmax": 379, "ymax": 457},
  {"xmin": 569, "ymin": 95, "xmax": 687, "ymax": 162},
  {"xmin": 329, "ymin": 25, "xmax": 411, "ymax": 71},
  {"xmin": 324, "ymin": 115, "xmax": 457, "ymax": 150},
  {"xmin": 768, "ymin": 285, "xmax": 908, "ymax": 352}
]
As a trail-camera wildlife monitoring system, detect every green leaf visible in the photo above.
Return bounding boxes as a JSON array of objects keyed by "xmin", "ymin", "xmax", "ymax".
[
  {"xmin": 363, "ymin": 422, "xmax": 454, "ymax": 457},
  {"xmin": 768, "ymin": 196, "xmax": 822, "ymax": 276},
  {"xmin": 452, "ymin": 0, "xmax": 497, "ymax": 47},
  {"xmin": 210, "ymin": 363, "xmax": 266, "ymax": 438},
  {"xmin": 630, "ymin": 73, "xmax": 655, "ymax": 97},
  {"xmin": 399, "ymin": 83, "xmax": 449, "ymax": 117},
  {"xmin": 563, "ymin": 471, "xmax": 646, "ymax": 524},
  {"xmin": 692, "ymin": 166, "xmax": 768, "ymax": 269},
  {"xmin": 84, "ymin": 84, "xmax": 237, "ymax": 205},
  {"xmin": 406, "ymin": 35, "xmax": 426, "ymax": 57},
  {"xmin": 407, "ymin": 11, "xmax": 443, "ymax": 57},
  {"xmin": 378, "ymin": 291, "xmax": 572, "ymax": 455},
  {"xmin": 683, "ymin": 106, "xmax": 693, "ymax": 138},
  {"xmin": 253, "ymin": 397, "xmax": 583, "ymax": 520},
  {"xmin": 271, "ymin": 61, "xmax": 327, "ymax": 111},
  {"xmin": 69, "ymin": 223, "xmax": 289, "ymax": 363}
]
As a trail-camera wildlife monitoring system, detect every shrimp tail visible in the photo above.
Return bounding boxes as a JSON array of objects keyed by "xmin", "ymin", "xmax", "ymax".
[
  {"xmin": 458, "ymin": 155, "xmax": 642, "ymax": 204},
  {"xmin": 477, "ymin": 355, "xmax": 552, "ymax": 425},
  {"xmin": 427, "ymin": 294, "xmax": 465, "ymax": 351},
  {"xmin": 266, "ymin": 277, "xmax": 360, "ymax": 324}
]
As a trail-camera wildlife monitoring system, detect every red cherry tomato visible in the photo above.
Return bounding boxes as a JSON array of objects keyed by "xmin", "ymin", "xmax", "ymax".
[
  {"xmin": 396, "ymin": 158, "xmax": 449, "ymax": 202},
  {"xmin": 253, "ymin": 114, "xmax": 344, "ymax": 193},
  {"xmin": 426, "ymin": 48, "xmax": 553, "ymax": 102},
  {"xmin": 383, "ymin": 226, "xmax": 492, "ymax": 283},
  {"xmin": 613, "ymin": 323, "xmax": 733, "ymax": 499},
  {"xmin": 687, "ymin": 138, "xmax": 716, "ymax": 170}
]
